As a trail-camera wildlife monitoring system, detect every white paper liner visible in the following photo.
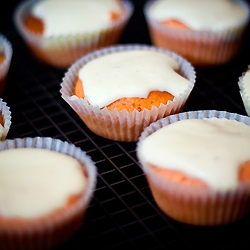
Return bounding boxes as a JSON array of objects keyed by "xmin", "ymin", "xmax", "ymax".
[
  {"xmin": 137, "ymin": 110, "xmax": 250, "ymax": 225},
  {"xmin": 60, "ymin": 44, "xmax": 196, "ymax": 142},
  {"xmin": 14, "ymin": 0, "xmax": 134, "ymax": 68},
  {"xmin": 0, "ymin": 34, "xmax": 13, "ymax": 95},
  {"xmin": 0, "ymin": 137, "xmax": 97, "ymax": 250},
  {"xmin": 238, "ymin": 66, "xmax": 250, "ymax": 116},
  {"xmin": 0, "ymin": 98, "xmax": 11, "ymax": 140},
  {"xmin": 144, "ymin": 0, "xmax": 250, "ymax": 65}
]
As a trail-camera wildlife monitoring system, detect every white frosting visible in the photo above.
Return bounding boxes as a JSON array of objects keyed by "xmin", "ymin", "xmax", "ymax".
[
  {"xmin": 242, "ymin": 70, "xmax": 250, "ymax": 97},
  {"xmin": 31, "ymin": 0, "xmax": 123, "ymax": 37},
  {"xmin": 78, "ymin": 50, "xmax": 189, "ymax": 108},
  {"xmin": 0, "ymin": 148, "xmax": 87, "ymax": 218},
  {"xmin": 138, "ymin": 118, "xmax": 250, "ymax": 191},
  {"xmin": 149, "ymin": 0, "xmax": 246, "ymax": 31}
]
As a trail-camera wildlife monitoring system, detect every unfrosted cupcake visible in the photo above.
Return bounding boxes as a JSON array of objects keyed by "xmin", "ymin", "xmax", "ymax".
[
  {"xmin": 14, "ymin": 0, "xmax": 133, "ymax": 68},
  {"xmin": 144, "ymin": 0, "xmax": 250, "ymax": 66},
  {"xmin": 137, "ymin": 110, "xmax": 250, "ymax": 225},
  {"xmin": 238, "ymin": 66, "xmax": 250, "ymax": 116},
  {"xmin": 60, "ymin": 44, "xmax": 196, "ymax": 142},
  {"xmin": 0, "ymin": 137, "xmax": 97, "ymax": 250},
  {"xmin": 0, "ymin": 98, "xmax": 11, "ymax": 140},
  {"xmin": 0, "ymin": 35, "xmax": 12, "ymax": 96}
]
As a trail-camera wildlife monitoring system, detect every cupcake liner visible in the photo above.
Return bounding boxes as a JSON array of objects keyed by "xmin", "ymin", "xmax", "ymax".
[
  {"xmin": 238, "ymin": 66, "xmax": 250, "ymax": 116},
  {"xmin": 14, "ymin": 0, "xmax": 133, "ymax": 68},
  {"xmin": 0, "ymin": 137, "xmax": 97, "ymax": 250},
  {"xmin": 60, "ymin": 44, "xmax": 196, "ymax": 142},
  {"xmin": 0, "ymin": 35, "xmax": 13, "ymax": 96},
  {"xmin": 137, "ymin": 110, "xmax": 250, "ymax": 225},
  {"xmin": 144, "ymin": 0, "xmax": 250, "ymax": 66},
  {"xmin": 0, "ymin": 98, "xmax": 11, "ymax": 140}
]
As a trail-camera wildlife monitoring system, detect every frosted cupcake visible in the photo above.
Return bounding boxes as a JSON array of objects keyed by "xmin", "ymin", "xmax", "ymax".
[
  {"xmin": 14, "ymin": 0, "xmax": 133, "ymax": 68},
  {"xmin": 0, "ymin": 35, "xmax": 12, "ymax": 96},
  {"xmin": 0, "ymin": 98, "xmax": 11, "ymax": 140},
  {"xmin": 137, "ymin": 110, "xmax": 250, "ymax": 225},
  {"xmin": 60, "ymin": 44, "xmax": 196, "ymax": 142},
  {"xmin": 144, "ymin": 0, "xmax": 250, "ymax": 66},
  {"xmin": 238, "ymin": 66, "xmax": 250, "ymax": 116},
  {"xmin": 0, "ymin": 137, "xmax": 97, "ymax": 250}
]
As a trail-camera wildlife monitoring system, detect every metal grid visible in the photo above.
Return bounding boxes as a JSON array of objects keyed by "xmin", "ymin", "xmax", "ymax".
[{"xmin": 1, "ymin": 0, "xmax": 250, "ymax": 249}]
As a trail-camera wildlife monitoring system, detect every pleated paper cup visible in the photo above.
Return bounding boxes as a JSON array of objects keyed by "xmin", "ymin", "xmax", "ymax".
[
  {"xmin": 0, "ymin": 98, "xmax": 11, "ymax": 140},
  {"xmin": 239, "ymin": 66, "xmax": 250, "ymax": 116},
  {"xmin": 60, "ymin": 44, "xmax": 196, "ymax": 142},
  {"xmin": 14, "ymin": 0, "xmax": 133, "ymax": 68},
  {"xmin": 0, "ymin": 35, "xmax": 12, "ymax": 96},
  {"xmin": 137, "ymin": 110, "xmax": 250, "ymax": 225},
  {"xmin": 0, "ymin": 137, "xmax": 97, "ymax": 250},
  {"xmin": 144, "ymin": 0, "xmax": 250, "ymax": 66}
]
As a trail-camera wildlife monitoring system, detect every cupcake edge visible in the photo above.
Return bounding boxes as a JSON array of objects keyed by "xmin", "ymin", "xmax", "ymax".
[
  {"xmin": 0, "ymin": 34, "xmax": 13, "ymax": 95},
  {"xmin": 0, "ymin": 137, "xmax": 97, "ymax": 250},
  {"xmin": 143, "ymin": 0, "xmax": 250, "ymax": 65},
  {"xmin": 137, "ymin": 110, "xmax": 250, "ymax": 225},
  {"xmin": 0, "ymin": 98, "xmax": 11, "ymax": 140},
  {"xmin": 60, "ymin": 44, "xmax": 196, "ymax": 142},
  {"xmin": 13, "ymin": 0, "xmax": 134, "ymax": 68},
  {"xmin": 238, "ymin": 67, "xmax": 250, "ymax": 116}
]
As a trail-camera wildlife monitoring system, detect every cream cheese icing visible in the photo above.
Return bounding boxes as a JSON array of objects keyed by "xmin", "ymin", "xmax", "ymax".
[
  {"xmin": 138, "ymin": 118, "xmax": 250, "ymax": 191},
  {"xmin": 0, "ymin": 148, "xmax": 87, "ymax": 218},
  {"xmin": 148, "ymin": 0, "xmax": 246, "ymax": 32},
  {"xmin": 78, "ymin": 50, "xmax": 189, "ymax": 108},
  {"xmin": 31, "ymin": 0, "xmax": 123, "ymax": 37}
]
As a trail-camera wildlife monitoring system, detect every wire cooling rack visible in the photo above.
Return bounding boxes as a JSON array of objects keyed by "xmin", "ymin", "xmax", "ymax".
[{"xmin": 1, "ymin": 1, "xmax": 250, "ymax": 249}]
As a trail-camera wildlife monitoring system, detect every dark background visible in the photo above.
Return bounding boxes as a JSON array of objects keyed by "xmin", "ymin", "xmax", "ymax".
[{"xmin": 1, "ymin": 0, "xmax": 250, "ymax": 249}]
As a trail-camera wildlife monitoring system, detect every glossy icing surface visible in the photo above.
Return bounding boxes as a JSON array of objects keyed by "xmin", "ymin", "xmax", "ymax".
[
  {"xmin": 31, "ymin": 0, "xmax": 123, "ymax": 36},
  {"xmin": 0, "ymin": 148, "xmax": 87, "ymax": 218},
  {"xmin": 78, "ymin": 50, "xmax": 189, "ymax": 108},
  {"xmin": 149, "ymin": 0, "xmax": 246, "ymax": 31},
  {"xmin": 138, "ymin": 118, "xmax": 250, "ymax": 191}
]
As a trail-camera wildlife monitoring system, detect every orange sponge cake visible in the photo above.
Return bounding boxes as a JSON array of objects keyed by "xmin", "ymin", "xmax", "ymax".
[
  {"xmin": 61, "ymin": 45, "xmax": 196, "ymax": 141},
  {"xmin": 75, "ymin": 79, "xmax": 174, "ymax": 112},
  {"xmin": 14, "ymin": 0, "xmax": 133, "ymax": 68},
  {"xmin": 144, "ymin": 0, "xmax": 250, "ymax": 66},
  {"xmin": 137, "ymin": 110, "xmax": 250, "ymax": 225},
  {"xmin": 0, "ymin": 137, "xmax": 97, "ymax": 250}
]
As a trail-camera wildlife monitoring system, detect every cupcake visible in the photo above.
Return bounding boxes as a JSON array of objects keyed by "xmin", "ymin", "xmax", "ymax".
[
  {"xmin": 14, "ymin": 0, "xmax": 133, "ymax": 68},
  {"xmin": 60, "ymin": 44, "xmax": 196, "ymax": 142},
  {"xmin": 0, "ymin": 137, "xmax": 97, "ymax": 250},
  {"xmin": 238, "ymin": 66, "xmax": 250, "ymax": 116},
  {"xmin": 0, "ymin": 98, "xmax": 11, "ymax": 140},
  {"xmin": 144, "ymin": 0, "xmax": 250, "ymax": 66},
  {"xmin": 0, "ymin": 34, "xmax": 13, "ymax": 96},
  {"xmin": 137, "ymin": 110, "xmax": 250, "ymax": 225}
]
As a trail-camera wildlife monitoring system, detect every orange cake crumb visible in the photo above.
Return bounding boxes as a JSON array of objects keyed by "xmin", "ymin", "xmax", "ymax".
[
  {"xmin": 24, "ymin": 15, "xmax": 44, "ymax": 34},
  {"xmin": 0, "ymin": 53, "xmax": 4, "ymax": 64},
  {"xmin": 74, "ymin": 78, "xmax": 174, "ymax": 112},
  {"xmin": 149, "ymin": 165, "xmax": 208, "ymax": 188},
  {"xmin": 0, "ymin": 114, "xmax": 4, "ymax": 126},
  {"xmin": 149, "ymin": 159, "xmax": 250, "ymax": 189},
  {"xmin": 162, "ymin": 19, "xmax": 191, "ymax": 30},
  {"xmin": 239, "ymin": 160, "xmax": 250, "ymax": 183}
]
